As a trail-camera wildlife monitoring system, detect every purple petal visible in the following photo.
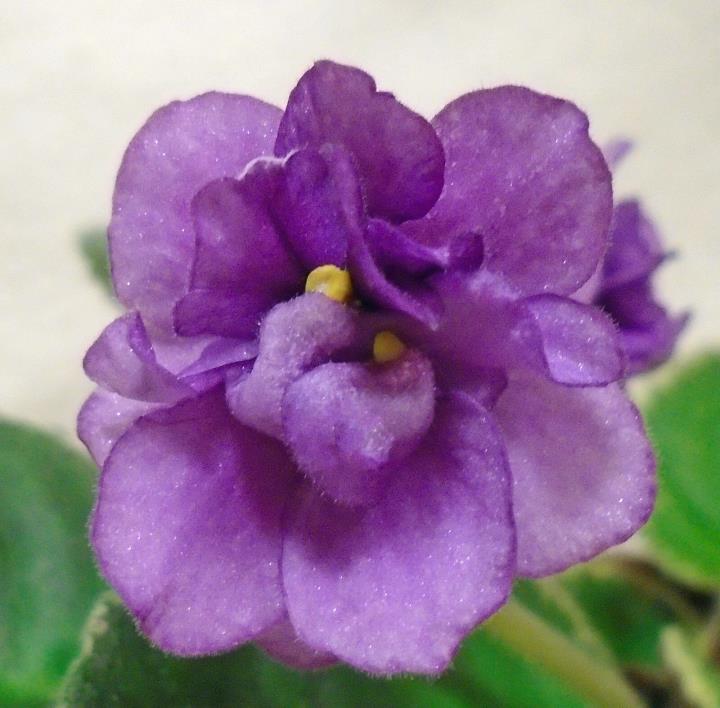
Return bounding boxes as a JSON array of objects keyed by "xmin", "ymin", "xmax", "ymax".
[
  {"xmin": 603, "ymin": 138, "xmax": 633, "ymax": 170},
  {"xmin": 495, "ymin": 373, "xmax": 656, "ymax": 577},
  {"xmin": 84, "ymin": 312, "xmax": 192, "ymax": 402},
  {"xmin": 602, "ymin": 200, "xmax": 664, "ymax": 290},
  {"xmin": 174, "ymin": 288, "xmax": 275, "ymax": 339},
  {"xmin": 110, "ymin": 93, "xmax": 281, "ymax": 334},
  {"xmin": 282, "ymin": 393, "xmax": 515, "ymax": 674},
  {"xmin": 190, "ymin": 168, "xmax": 304, "ymax": 295},
  {"xmin": 282, "ymin": 351, "xmax": 435, "ymax": 505},
  {"xmin": 525, "ymin": 295, "xmax": 625, "ymax": 385},
  {"xmin": 275, "ymin": 61, "xmax": 444, "ymax": 222},
  {"xmin": 348, "ymin": 220, "xmax": 443, "ymax": 327},
  {"xmin": 405, "ymin": 86, "xmax": 612, "ymax": 295},
  {"xmin": 365, "ymin": 218, "xmax": 444, "ymax": 277},
  {"xmin": 255, "ymin": 615, "xmax": 336, "ymax": 670},
  {"xmin": 77, "ymin": 389, "xmax": 157, "ymax": 466},
  {"xmin": 92, "ymin": 389, "xmax": 296, "ymax": 655},
  {"xmin": 273, "ymin": 145, "xmax": 360, "ymax": 269},
  {"xmin": 227, "ymin": 294, "xmax": 361, "ymax": 438}
]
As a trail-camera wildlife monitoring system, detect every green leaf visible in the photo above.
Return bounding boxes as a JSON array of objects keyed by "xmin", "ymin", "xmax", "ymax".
[
  {"xmin": 57, "ymin": 593, "xmax": 468, "ymax": 708},
  {"xmin": 79, "ymin": 229, "xmax": 113, "ymax": 296},
  {"xmin": 0, "ymin": 420, "xmax": 104, "ymax": 703},
  {"xmin": 643, "ymin": 354, "xmax": 720, "ymax": 588},
  {"xmin": 661, "ymin": 626, "xmax": 720, "ymax": 708}
]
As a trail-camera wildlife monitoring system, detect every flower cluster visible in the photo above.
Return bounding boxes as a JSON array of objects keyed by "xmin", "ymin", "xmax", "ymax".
[{"xmin": 79, "ymin": 61, "xmax": 681, "ymax": 674}]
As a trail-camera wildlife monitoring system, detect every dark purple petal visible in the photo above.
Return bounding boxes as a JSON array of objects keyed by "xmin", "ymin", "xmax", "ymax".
[
  {"xmin": 282, "ymin": 351, "xmax": 435, "ymax": 506},
  {"xmin": 255, "ymin": 615, "xmax": 336, "ymax": 670},
  {"xmin": 227, "ymin": 294, "xmax": 361, "ymax": 437},
  {"xmin": 495, "ymin": 373, "xmax": 656, "ymax": 577},
  {"xmin": 365, "ymin": 218, "xmax": 444, "ymax": 276},
  {"xmin": 110, "ymin": 93, "xmax": 282, "ymax": 334},
  {"xmin": 84, "ymin": 312, "xmax": 193, "ymax": 402},
  {"xmin": 77, "ymin": 389, "xmax": 157, "ymax": 466},
  {"xmin": 190, "ymin": 169, "xmax": 303, "ymax": 295},
  {"xmin": 92, "ymin": 389, "xmax": 296, "ymax": 655},
  {"xmin": 174, "ymin": 288, "xmax": 275, "ymax": 339},
  {"xmin": 405, "ymin": 86, "xmax": 612, "ymax": 295},
  {"xmin": 273, "ymin": 145, "xmax": 360, "ymax": 269},
  {"xmin": 525, "ymin": 295, "xmax": 625, "ymax": 385},
  {"xmin": 602, "ymin": 200, "xmax": 664, "ymax": 290},
  {"xmin": 282, "ymin": 393, "xmax": 515, "ymax": 674},
  {"xmin": 276, "ymin": 61, "xmax": 444, "ymax": 222},
  {"xmin": 348, "ymin": 221, "xmax": 443, "ymax": 328}
]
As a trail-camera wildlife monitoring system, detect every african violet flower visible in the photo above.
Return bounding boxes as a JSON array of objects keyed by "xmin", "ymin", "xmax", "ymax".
[{"xmin": 79, "ymin": 61, "xmax": 659, "ymax": 675}]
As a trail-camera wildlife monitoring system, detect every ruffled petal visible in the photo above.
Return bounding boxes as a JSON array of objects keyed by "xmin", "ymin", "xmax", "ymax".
[
  {"xmin": 348, "ymin": 220, "xmax": 443, "ymax": 327},
  {"xmin": 255, "ymin": 614, "xmax": 336, "ymax": 670},
  {"xmin": 495, "ymin": 373, "xmax": 656, "ymax": 577},
  {"xmin": 282, "ymin": 393, "xmax": 515, "ymax": 675},
  {"xmin": 91, "ymin": 389, "xmax": 296, "ymax": 655},
  {"xmin": 189, "ymin": 168, "xmax": 303, "ymax": 295},
  {"xmin": 525, "ymin": 295, "xmax": 625, "ymax": 385},
  {"xmin": 282, "ymin": 351, "xmax": 435, "ymax": 505},
  {"xmin": 275, "ymin": 61, "xmax": 444, "ymax": 222},
  {"xmin": 84, "ymin": 312, "xmax": 193, "ymax": 402},
  {"xmin": 110, "ymin": 93, "xmax": 281, "ymax": 334},
  {"xmin": 273, "ymin": 145, "xmax": 360, "ymax": 269},
  {"xmin": 77, "ymin": 389, "xmax": 157, "ymax": 466},
  {"xmin": 227, "ymin": 294, "xmax": 361, "ymax": 437},
  {"xmin": 405, "ymin": 86, "xmax": 612, "ymax": 295}
]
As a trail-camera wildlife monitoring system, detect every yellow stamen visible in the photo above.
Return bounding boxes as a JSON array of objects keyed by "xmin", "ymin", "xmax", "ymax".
[
  {"xmin": 373, "ymin": 331, "xmax": 406, "ymax": 363},
  {"xmin": 305, "ymin": 265, "xmax": 353, "ymax": 303}
]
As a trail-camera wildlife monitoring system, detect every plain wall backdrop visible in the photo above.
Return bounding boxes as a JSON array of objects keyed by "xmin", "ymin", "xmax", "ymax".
[{"xmin": 2, "ymin": 0, "xmax": 719, "ymax": 439}]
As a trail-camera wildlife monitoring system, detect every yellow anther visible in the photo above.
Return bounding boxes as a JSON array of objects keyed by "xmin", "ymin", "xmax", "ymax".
[
  {"xmin": 305, "ymin": 265, "xmax": 353, "ymax": 303},
  {"xmin": 373, "ymin": 331, "xmax": 406, "ymax": 364}
]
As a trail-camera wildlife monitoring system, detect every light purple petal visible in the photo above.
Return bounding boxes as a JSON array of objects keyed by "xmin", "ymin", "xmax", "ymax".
[
  {"xmin": 525, "ymin": 295, "xmax": 625, "ymax": 385},
  {"xmin": 603, "ymin": 138, "xmax": 633, "ymax": 170},
  {"xmin": 92, "ymin": 389, "xmax": 296, "ymax": 655},
  {"xmin": 77, "ymin": 389, "xmax": 157, "ymax": 466},
  {"xmin": 282, "ymin": 351, "xmax": 435, "ymax": 505},
  {"xmin": 275, "ymin": 61, "xmax": 444, "ymax": 222},
  {"xmin": 110, "ymin": 93, "xmax": 281, "ymax": 334},
  {"xmin": 227, "ymin": 294, "xmax": 361, "ymax": 437},
  {"xmin": 255, "ymin": 614, "xmax": 336, "ymax": 670},
  {"xmin": 282, "ymin": 393, "xmax": 515, "ymax": 675},
  {"xmin": 405, "ymin": 86, "xmax": 612, "ymax": 295},
  {"xmin": 84, "ymin": 312, "xmax": 192, "ymax": 402},
  {"xmin": 495, "ymin": 373, "xmax": 656, "ymax": 577}
]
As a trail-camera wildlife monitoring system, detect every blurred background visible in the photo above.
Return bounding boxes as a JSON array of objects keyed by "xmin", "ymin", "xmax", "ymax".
[{"xmin": 2, "ymin": 0, "xmax": 718, "ymax": 437}]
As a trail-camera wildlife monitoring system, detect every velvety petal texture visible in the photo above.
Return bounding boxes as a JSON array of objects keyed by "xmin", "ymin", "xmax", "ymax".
[
  {"xmin": 81, "ymin": 63, "xmax": 670, "ymax": 676},
  {"xmin": 92, "ymin": 390, "xmax": 296, "ymax": 655},
  {"xmin": 283, "ymin": 394, "xmax": 514, "ymax": 674},
  {"xmin": 496, "ymin": 373, "xmax": 656, "ymax": 577},
  {"xmin": 283, "ymin": 351, "xmax": 435, "ymax": 505},
  {"xmin": 110, "ymin": 93, "xmax": 282, "ymax": 333},
  {"xmin": 276, "ymin": 61, "xmax": 444, "ymax": 222},
  {"xmin": 405, "ymin": 86, "xmax": 612, "ymax": 295}
]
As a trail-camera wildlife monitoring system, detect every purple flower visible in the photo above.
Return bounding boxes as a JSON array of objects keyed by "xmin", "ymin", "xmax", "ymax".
[{"xmin": 79, "ymin": 61, "xmax": 658, "ymax": 675}]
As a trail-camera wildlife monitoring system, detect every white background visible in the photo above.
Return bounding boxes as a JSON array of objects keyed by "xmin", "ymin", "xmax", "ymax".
[{"xmin": 2, "ymin": 0, "xmax": 718, "ymax": 441}]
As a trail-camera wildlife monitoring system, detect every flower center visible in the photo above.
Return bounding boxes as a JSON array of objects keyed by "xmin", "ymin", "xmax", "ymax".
[
  {"xmin": 373, "ymin": 331, "xmax": 406, "ymax": 363},
  {"xmin": 305, "ymin": 265, "xmax": 353, "ymax": 303}
]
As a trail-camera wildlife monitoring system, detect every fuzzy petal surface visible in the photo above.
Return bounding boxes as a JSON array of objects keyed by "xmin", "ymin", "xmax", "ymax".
[
  {"xmin": 495, "ymin": 373, "xmax": 656, "ymax": 577},
  {"xmin": 256, "ymin": 615, "xmax": 336, "ymax": 670},
  {"xmin": 276, "ymin": 61, "xmax": 444, "ymax": 222},
  {"xmin": 282, "ymin": 393, "xmax": 515, "ymax": 675},
  {"xmin": 406, "ymin": 86, "xmax": 612, "ymax": 295},
  {"xmin": 92, "ymin": 390, "xmax": 296, "ymax": 655},
  {"xmin": 283, "ymin": 351, "xmax": 435, "ymax": 505},
  {"xmin": 227, "ymin": 294, "xmax": 361, "ymax": 437},
  {"xmin": 110, "ymin": 93, "xmax": 281, "ymax": 333}
]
